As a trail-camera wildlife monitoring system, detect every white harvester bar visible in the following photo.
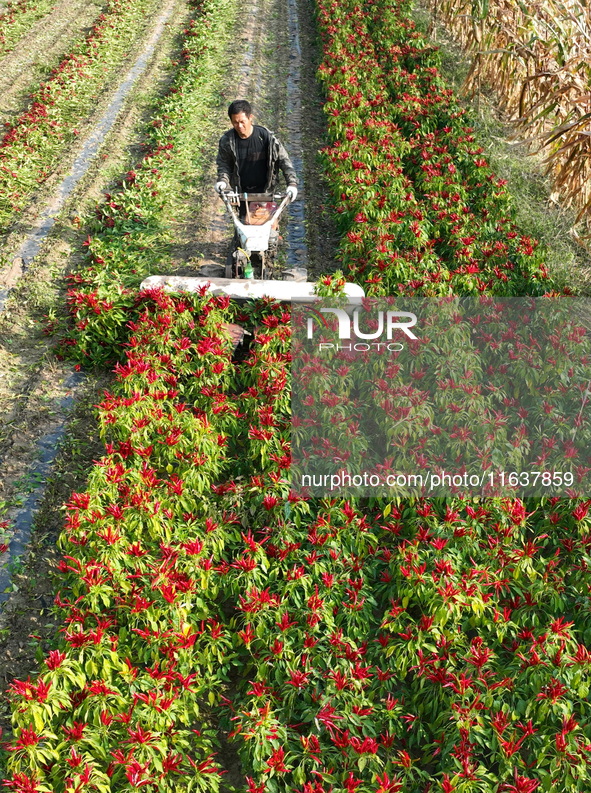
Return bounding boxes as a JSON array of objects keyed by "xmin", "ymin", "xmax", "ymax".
[{"xmin": 140, "ymin": 275, "xmax": 365, "ymax": 305}]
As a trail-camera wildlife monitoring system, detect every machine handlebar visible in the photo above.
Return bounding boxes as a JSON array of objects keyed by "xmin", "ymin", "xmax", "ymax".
[{"xmin": 216, "ymin": 187, "xmax": 291, "ymax": 202}]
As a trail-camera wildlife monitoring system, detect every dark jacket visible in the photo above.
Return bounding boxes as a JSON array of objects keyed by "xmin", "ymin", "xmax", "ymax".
[{"xmin": 216, "ymin": 125, "xmax": 298, "ymax": 193}]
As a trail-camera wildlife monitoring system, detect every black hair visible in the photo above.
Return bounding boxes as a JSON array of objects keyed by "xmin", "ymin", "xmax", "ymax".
[{"xmin": 228, "ymin": 99, "xmax": 252, "ymax": 118}]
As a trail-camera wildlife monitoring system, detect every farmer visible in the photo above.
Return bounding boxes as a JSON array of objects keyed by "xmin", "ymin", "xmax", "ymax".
[{"xmin": 215, "ymin": 99, "xmax": 298, "ymax": 214}]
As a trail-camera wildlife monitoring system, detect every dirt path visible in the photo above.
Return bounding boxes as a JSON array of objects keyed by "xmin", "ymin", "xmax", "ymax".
[
  {"xmin": 0, "ymin": 372, "xmax": 108, "ymax": 738},
  {"xmin": 293, "ymin": 0, "xmax": 340, "ymax": 278},
  {"xmin": 165, "ymin": 0, "xmax": 338, "ymax": 280},
  {"xmin": 167, "ymin": 0, "xmax": 290, "ymax": 272},
  {"xmin": 0, "ymin": 0, "xmax": 105, "ymax": 124}
]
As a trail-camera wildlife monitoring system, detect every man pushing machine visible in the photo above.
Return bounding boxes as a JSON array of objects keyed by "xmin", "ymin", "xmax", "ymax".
[
  {"xmin": 215, "ymin": 99, "xmax": 298, "ymax": 229},
  {"xmin": 212, "ymin": 100, "xmax": 299, "ymax": 344}
]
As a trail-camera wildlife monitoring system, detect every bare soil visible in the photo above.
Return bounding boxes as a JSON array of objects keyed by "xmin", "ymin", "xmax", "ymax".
[
  {"xmin": 167, "ymin": 0, "xmax": 290, "ymax": 273},
  {"xmin": 294, "ymin": 0, "xmax": 340, "ymax": 278},
  {"xmin": 0, "ymin": 374, "xmax": 107, "ymax": 738}
]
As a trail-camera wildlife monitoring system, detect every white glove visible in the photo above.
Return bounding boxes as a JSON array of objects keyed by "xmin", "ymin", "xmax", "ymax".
[
  {"xmin": 286, "ymin": 185, "xmax": 298, "ymax": 202},
  {"xmin": 215, "ymin": 180, "xmax": 227, "ymax": 193}
]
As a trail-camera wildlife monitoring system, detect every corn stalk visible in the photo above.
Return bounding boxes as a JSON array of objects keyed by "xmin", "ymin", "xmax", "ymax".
[{"xmin": 424, "ymin": 0, "xmax": 591, "ymax": 222}]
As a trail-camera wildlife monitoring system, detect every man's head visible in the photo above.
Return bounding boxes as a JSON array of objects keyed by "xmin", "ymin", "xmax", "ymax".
[{"xmin": 228, "ymin": 99, "xmax": 254, "ymax": 139}]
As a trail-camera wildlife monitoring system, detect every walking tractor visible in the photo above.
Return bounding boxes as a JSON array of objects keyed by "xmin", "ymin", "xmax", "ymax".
[
  {"xmin": 219, "ymin": 187, "xmax": 290, "ymax": 280},
  {"xmin": 140, "ymin": 184, "xmax": 365, "ymax": 350}
]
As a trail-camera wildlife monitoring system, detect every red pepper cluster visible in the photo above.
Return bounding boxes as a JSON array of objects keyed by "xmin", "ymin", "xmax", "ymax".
[
  {"xmin": 316, "ymin": 0, "xmax": 554, "ymax": 297},
  {"xmin": 7, "ymin": 0, "xmax": 591, "ymax": 791}
]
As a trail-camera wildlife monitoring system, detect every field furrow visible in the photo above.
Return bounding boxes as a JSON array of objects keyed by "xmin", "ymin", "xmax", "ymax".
[
  {"xmin": 0, "ymin": 0, "xmax": 105, "ymax": 124},
  {"xmin": 0, "ymin": 0, "xmax": 167, "ymax": 234},
  {"xmin": 0, "ymin": 0, "xmax": 56, "ymax": 60}
]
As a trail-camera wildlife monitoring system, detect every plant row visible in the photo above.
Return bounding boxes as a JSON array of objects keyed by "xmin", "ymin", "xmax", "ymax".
[
  {"xmin": 3, "ymin": 287, "xmax": 298, "ymax": 790},
  {"xmin": 60, "ymin": 0, "xmax": 240, "ymax": 367},
  {"xmin": 225, "ymin": 484, "xmax": 591, "ymax": 793},
  {"xmin": 0, "ymin": 0, "xmax": 55, "ymax": 58},
  {"xmin": 5, "ymin": 289, "xmax": 242, "ymax": 791},
  {"xmin": 291, "ymin": 295, "xmax": 591, "ymax": 498},
  {"xmin": 314, "ymin": 0, "xmax": 555, "ymax": 297},
  {"xmin": 0, "ymin": 0, "xmax": 163, "ymax": 232}
]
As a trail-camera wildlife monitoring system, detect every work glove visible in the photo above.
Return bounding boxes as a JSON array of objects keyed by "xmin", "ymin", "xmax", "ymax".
[
  {"xmin": 286, "ymin": 185, "xmax": 298, "ymax": 202},
  {"xmin": 215, "ymin": 180, "xmax": 227, "ymax": 194}
]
